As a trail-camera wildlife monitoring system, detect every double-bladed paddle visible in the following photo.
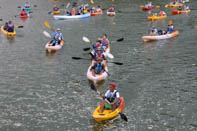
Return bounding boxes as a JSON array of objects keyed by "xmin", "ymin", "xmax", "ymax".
[
  {"xmin": 90, "ymin": 84, "xmax": 128, "ymax": 122},
  {"xmin": 72, "ymin": 57, "xmax": 123, "ymax": 65}
]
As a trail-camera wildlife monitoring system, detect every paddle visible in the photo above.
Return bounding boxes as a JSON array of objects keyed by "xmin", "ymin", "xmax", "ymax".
[
  {"xmin": 72, "ymin": 57, "xmax": 123, "ymax": 65},
  {"xmin": 43, "ymin": 30, "xmax": 52, "ymax": 38},
  {"xmin": 90, "ymin": 84, "xmax": 128, "ymax": 122},
  {"xmin": 140, "ymin": 5, "xmax": 160, "ymax": 8},
  {"xmin": 44, "ymin": 21, "xmax": 55, "ymax": 32},
  {"xmin": 0, "ymin": 19, "xmax": 3, "ymax": 21},
  {"xmin": 90, "ymin": 0, "xmax": 94, "ymax": 4}
]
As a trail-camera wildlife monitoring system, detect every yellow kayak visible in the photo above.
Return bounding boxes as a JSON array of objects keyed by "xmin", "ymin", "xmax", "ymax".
[
  {"xmin": 53, "ymin": 10, "xmax": 61, "ymax": 15},
  {"xmin": 147, "ymin": 15, "xmax": 167, "ymax": 21},
  {"xmin": 168, "ymin": 3, "xmax": 183, "ymax": 8},
  {"xmin": 92, "ymin": 96, "xmax": 125, "ymax": 122},
  {"xmin": 1, "ymin": 25, "xmax": 16, "ymax": 37}
]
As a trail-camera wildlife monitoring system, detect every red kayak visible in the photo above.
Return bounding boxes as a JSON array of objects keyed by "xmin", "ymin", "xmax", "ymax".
[
  {"xmin": 171, "ymin": 9, "xmax": 191, "ymax": 15},
  {"xmin": 20, "ymin": 15, "xmax": 28, "ymax": 18},
  {"xmin": 143, "ymin": 5, "xmax": 154, "ymax": 11}
]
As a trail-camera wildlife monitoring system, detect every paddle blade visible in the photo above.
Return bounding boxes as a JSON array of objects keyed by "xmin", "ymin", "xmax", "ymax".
[
  {"xmin": 195, "ymin": 25, "xmax": 197, "ymax": 29},
  {"xmin": 66, "ymin": 3, "xmax": 70, "ymax": 8},
  {"xmin": 117, "ymin": 38, "xmax": 124, "ymax": 42},
  {"xmin": 0, "ymin": 19, "xmax": 3, "ymax": 21},
  {"xmin": 15, "ymin": 25, "xmax": 23, "ymax": 28},
  {"xmin": 140, "ymin": 5, "xmax": 144, "ymax": 8},
  {"xmin": 44, "ymin": 21, "xmax": 51, "ymax": 29},
  {"xmin": 90, "ymin": 84, "xmax": 97, "ymax": 91},
  {"xmin": 107, "ymin": 53, "xmax": 114, "ymax": 59},
  {"xmin": 165, "ymin": 4, "xmax": 168, "ymax": 8},
  {"xmin": 156, "ymin": 5, "xmax": 160, "ymax": 8},
  {"xmin": 83, "ymin": 36, "xmax": 90, "ymax": 43},
  {"xmin": 111, "ymin": 62, "xmax": 123, "ymax": 65},
  {"xmin": 83, "ymin": 47, "xmax": 91, "ymax": 51},
  {"xmin": 72, "ymin": 57, "xmax": 82, "ymax": 60},
  {"xmin": 43, "ymin": 31, "xmax": 51, "ymax": 38},
  {"xmin": 169, "ymin": 20, "xmax": 172, "ymax": 25},
  {"xmin": 90, "ymin": 0, "xmax": 94, "ymax": 4},
  {"xmin": 119, "ymin": 112, "xmax": 128, "ymax": 122}
]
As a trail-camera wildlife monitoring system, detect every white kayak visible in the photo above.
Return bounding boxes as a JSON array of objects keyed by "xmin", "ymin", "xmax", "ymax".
[
  {"xmin": 45, "ymin": 40, "xmax": 64, "ymax": 52},
  {"xmin": 53, "ymin": 13, "xmax": 91, "ymax": 20},
  {"xmin": 142, "ymin": 30, "xmax": 179, "ymax": 42},
  {"xmin": 87, "ymin": 65, "xmax": 108, "ymax": 85}
]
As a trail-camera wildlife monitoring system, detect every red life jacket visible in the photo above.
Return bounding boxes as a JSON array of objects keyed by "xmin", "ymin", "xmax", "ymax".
[{"xmin": 21, "ymin": 11, "xmax": 27, "ymax": 16}]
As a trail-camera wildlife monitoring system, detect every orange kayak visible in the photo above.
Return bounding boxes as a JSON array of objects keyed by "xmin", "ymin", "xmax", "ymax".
[{"xmin": 171, "ymin": 10, "xmax": 191, "ymax": 15}]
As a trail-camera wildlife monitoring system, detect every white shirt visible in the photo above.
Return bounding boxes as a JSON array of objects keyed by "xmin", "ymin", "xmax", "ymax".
[{"xmin": 105, "ymin": 90, "xmax": 120, "ymax": 101}]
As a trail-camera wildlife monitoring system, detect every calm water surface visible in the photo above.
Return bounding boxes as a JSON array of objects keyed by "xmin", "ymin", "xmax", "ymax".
[{"xmin": 0, "ymin": 0, "xmax": 197, "ymax": 130}]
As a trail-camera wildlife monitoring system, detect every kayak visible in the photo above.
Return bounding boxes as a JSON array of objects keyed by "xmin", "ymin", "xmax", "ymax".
[
  {"xmin": 107, "ymin": 11, "xmax": 115, "ymax": 16},
  {"xmin": 143, "ymin": 5, "xmax": 154, "ymax": 11},
  {"xmin": 87, "ymin": 64, "xmax": 108, "ymax": 85},
  {"xmin": 20, "ymin": 14, "xmax": 28, "ymax": 19},
  {"xmin": 168, "ymin": 3, "xmax": 183, "ymax": 8},
  {"xmin": 53, "ymin": 13, "xmax": 90, "ymax": 20},
  {"xmin": 91, "ymin": 10, "xmax": 103, "ymax": 16},
  {"xmin": 92, "ymin": 96, "xmax": 125, "ymax": 122},
  {"xmin": 53, "ymin": 10, "xmax": 61, "ymax": 15},
  {"xmin": 171, "ymin": 9, "xmax": 191, "ymax": 15},
  {"xmin": 45, "ymin": 40, "xmax": 64, "ymax": 52},
  {"xmin": 24, "ymin": 6, "xmax": 31, "ymax": 11},
  {"xmin": 1, "ymin": 25, "xmax": 16, "ymax": 37},
  {"xmin": 142, "ymin": 30, "xmax": 179, "ymax": 42},
  {"xmin": 147, "ymin": 15, "xmax": 167, "ymax": 21}
]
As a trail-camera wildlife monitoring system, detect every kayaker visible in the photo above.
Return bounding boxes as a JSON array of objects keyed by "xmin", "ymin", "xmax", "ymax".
[
  {"xmin": 93, "ymin": 47, "xmax": 106, "ymax": 61},
  {"xmin": 172, "ymin": 0, "xmax": 177, "ymax": 5},
  {"xmin": 178, "ymin": 0, "xmax": 183, "ymax": 4},
  {"xmin": 49, "ymin": 34, "xmax": 60, "ymax": 46},
  {"xmin": 24, "ymin": 2, "xmax": 30, "ymax": 8},
  {"xmin": 51, "ymin": 28, "xmax": 64, "ymax": 42},
  {"xmin": 184, "ymin": 4, "xmax": 190, "ymax": 10},
  {"xmin": 108, "ymin": 6, "xmax": 115, "ymax": 12},
  {"xmin": 101, "ymin": 34, "xmax": 109, "ymax": 50},
  {"xmin": 150, "ymin": 26, "xmax": 158, "ymax": 36},
  {"xmin": 20, "ymin": 9, "xmax": 27, "ymax": 16},
  {"xmin": 7, "ymin": 21, "xmax": 14, "ymax": 32},
  {"xmin": 99, "ymin": 82, "xmax": 120, "ymax": 113},
  {"xmin": 53, "ymin": 5, "xmax": 59, "ymax": 11},
  {"xmin": 166, "ymin": 24, "xmax": 174, "ymax": 34},
  {"xmin": 159, "ymin": 11, "xmax": 166, "ymax": 16},
  {"xmin": 96, "ymin": 6, "xmax": 102, "ymax": 12},
  {"xmin": 91, "ymin": 57, "xmax": 106, "ymax": 77}
]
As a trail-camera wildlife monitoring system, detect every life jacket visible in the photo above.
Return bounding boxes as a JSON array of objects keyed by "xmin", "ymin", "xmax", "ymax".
[
  {"xmin": 53, "ymin": 7, "xmax": 59, "ymax": 11},
  {"xmin": 102, "ymin": 39, "xmax": 108, "ymax": 45},
  {"xmin": 71, "ymin": 10, "xmax": 76, "ymax": 15},
  {"xmin": 106, "ymin": 90, "xmax": 118, "ymax": 103},
  {"xmin": 94, "ymin": 63, "xmax": 104, "ymax": 74},
  {"xmin": 94, "ymin": 53, "xmax": 105, "ymax": 60},
  {"xmin": 7, "ymin": 24, "xmax": 14, "ymax": 32}
]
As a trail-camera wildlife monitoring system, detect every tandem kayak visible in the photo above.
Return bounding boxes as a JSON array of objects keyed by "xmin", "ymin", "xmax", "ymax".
[
  {"xmin": 91, "ymin": 10, "xmax": 103, "ymax": 16},
  {"xmin": 53, "ymin": 13, "xmax": 90, "ymax": 20},
  {"xmin": 147, "ymin": 15, "xmax": 167, "ymax": 21},
  {"xmin": 53, "ymin": 10, "xmax": 61, "ymax": 15},
  {"xmin": 93, "ymin": 96, "xmax": 125, "ymax": 122},
  {"xmin": 1, "ymin": 25, "xmax": 16, "ymax": 37},
  {"xmin": 143, "ymin": 5, "xmax": 154, "ymax": 11},
  {"xmin": 171, "ymin": 9, "xmax": 191, "ymax": 15},
  {"xmin": 87, "ymin": 64, "xmax": 108, "ymax": 85},
  {"xmin": 107, "ymin": 11, "xmax": 115, "ymax": 16},
  {"xmin": 142, "ymin": 30, "xmax": 179, "ymax": 42},
  {"xmin": 45, "ymin": 40, "xmax": 64, "ymax": 52}
]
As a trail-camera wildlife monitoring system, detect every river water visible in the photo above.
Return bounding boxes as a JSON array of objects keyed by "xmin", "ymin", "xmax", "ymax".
[{"xmin": 0, "ymin": 0, "xmax": 197, "ymax": 130}]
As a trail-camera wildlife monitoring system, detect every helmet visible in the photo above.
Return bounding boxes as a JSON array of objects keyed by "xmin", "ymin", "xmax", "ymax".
[{"xmin": 57, "ymin": 28, "xmax": 61, "ymax": 31}]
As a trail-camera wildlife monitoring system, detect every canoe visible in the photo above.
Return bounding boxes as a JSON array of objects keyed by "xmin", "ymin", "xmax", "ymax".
[
  {"xmin": 168, "ymin": 3, "xmax": 183, "ymax": 8},
  {"xmin": 1, "ymin": 25, "xmax": 16, "ymax": 37},
  {"xmin": 93, "ymin": 96, "xmax": 125, "ymax": 122},
  {"xmin": 171, "ymin": 9, "xmax": 191, "ymax": 14},
  {"xmin": 45, "ymin": 40, "xmax": 64, "ymax": 52},
  {"xmin": 143, "ymin": 5, "xmax": 154, "ymax": 11},
  {"xmin": 91, "ymin": 10, "xmax": 103, "ymax": 16},
  {"xmin": 53, "ymin": 13, "xmax": 90, "ymax": 20},
  {"xmin": 87, "ymin": 64, "xmax": 108, "ymax": 85},
  {"xmin": 107, "ymin": 11, "xmax": 115, "ymax": 16},
  {"xmin": 147, "ymin": 15, "xmax": 167, "ymax": 21},
  {"xmin": 53, "ymin": 10, "xmax": 61, "ymax": 15},
  {"xmin": 24, "ymin": 6, "xmax": 31, "ymax": 11},
  {"xmin": 142, "ymin": 30, "xmax": 179, "ymax": 42}
]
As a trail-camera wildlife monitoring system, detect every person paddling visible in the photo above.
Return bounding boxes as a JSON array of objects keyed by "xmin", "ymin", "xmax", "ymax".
[
  {"xmin": 7, "ymin": 21, "xmax": 14, "ymax": 32},
  {"xmin": 99, "ymin": 82, "xmax": 120, "ymax": 113},
  {"xmin": 53, "ymin": 5, "xmax": 59, "ymax": 11},
  {"xmin": 20, "ymin": 9, "xmax": 28, "ymax": 16},
  {"xmin": 49, "ymin": 34, "xmax": 60, "ymax": 46},
  {"xmin": 51, "ymin": 28, "xmax": 64, "ymax": 44},
  {"xmin": 91, "ymin": 57, "xmax": 106, "ymax": 77}
]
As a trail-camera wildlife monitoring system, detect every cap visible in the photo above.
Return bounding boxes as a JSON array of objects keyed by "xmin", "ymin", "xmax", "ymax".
[
  {"xmin": 109, "ymin": 82, "xmax": 116, "ymax": 88},
  {"xmin": 57, "ymin": 28, "xmax": 61, "ymax": 31}
]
